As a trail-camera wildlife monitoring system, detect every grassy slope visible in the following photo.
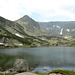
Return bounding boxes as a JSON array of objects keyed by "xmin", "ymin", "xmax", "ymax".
[
  {"xmin": 0, "ymin": 24, "xmax": 32, "ymax": 45},
  {"xmin": 35, "ymin": 71, "xmax": 47, "ymax": 75},
  {"xmin": 0, "ymin": 23, "xmax": 50, "ymax": 48},
  {"xmin": 48, "ymin": 69, "xmax": 75, "ymax": 75}
]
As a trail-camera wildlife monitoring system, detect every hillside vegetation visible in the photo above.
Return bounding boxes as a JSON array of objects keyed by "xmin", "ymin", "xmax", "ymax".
[{"xmin": 0, "ymin": 15, "xmax": 75, "ymax": 48}]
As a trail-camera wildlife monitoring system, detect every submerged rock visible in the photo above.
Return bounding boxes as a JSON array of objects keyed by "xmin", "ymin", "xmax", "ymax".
[{"xmin": 13, "ymin": 59, "xmax": 29, "ymax": 73}]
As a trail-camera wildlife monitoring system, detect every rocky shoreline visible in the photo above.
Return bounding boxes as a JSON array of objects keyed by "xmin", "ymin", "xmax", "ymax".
[
  {"xmin": 0, "ymin": 59, "xmax": 75, "ymax": 75},
  {"xmin": 0, "ymin": 59, "xmax": 59, "ymax": 75}
]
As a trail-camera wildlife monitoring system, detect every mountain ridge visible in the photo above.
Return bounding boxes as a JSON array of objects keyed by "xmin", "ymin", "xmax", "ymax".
[
  {"xmin": 38, "ymin": 21, "xmax": 75, "ymax": 35},
  {"xmin": 16, "ymin": 15, "xmax": 47, "ymax": 36},
  {"xmin": 0, "ymin": 16, "xmax": 50, "ymax": 48},
  {"xmin": 0, "ymin": 15, "xmax": 75, "ymax": 48}
]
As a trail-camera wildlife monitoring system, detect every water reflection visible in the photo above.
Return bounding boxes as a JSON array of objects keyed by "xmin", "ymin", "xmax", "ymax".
[{"xmin": 0, "ymin": 47, "xmax": 75, "ymax": 70}]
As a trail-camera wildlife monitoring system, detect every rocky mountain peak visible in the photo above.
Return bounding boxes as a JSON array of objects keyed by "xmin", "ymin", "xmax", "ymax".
[
  {"xmin": 16, "ymin": 15, "xmax": 40, "ymax": 31},
  {"xmin": 23, "ymin": 15, "xmax": 30, "ymax": 18},
  {"xmin": 17, "ymin": 15, "xmax": 32, "ymax": 22}
]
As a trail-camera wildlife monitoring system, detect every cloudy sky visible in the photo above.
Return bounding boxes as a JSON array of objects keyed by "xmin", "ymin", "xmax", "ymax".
[{"xmin": 0, "ymin": 0, "xmax": 75, "ymax": 22}]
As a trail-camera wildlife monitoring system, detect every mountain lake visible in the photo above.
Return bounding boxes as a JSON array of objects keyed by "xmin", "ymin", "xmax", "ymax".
[{"xmin": 0, "ymin": 47, "xmax": 75, "ymax": 72}]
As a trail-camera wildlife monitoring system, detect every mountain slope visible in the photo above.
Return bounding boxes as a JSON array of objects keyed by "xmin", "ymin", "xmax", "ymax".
[
  {"xmin": 0, "ymin": 16, "xmax": 75, "ymax": 48},
  {"xmin": 16, "ymin": 15, "xmax": 45, "ymax": 36},
  {"xmin": 38, "ymin": 21, "xmax": 75, "ymax": 35},
  {"xmin": 0, "ymin": 16, "xmax": 50, "ymax": 48}
]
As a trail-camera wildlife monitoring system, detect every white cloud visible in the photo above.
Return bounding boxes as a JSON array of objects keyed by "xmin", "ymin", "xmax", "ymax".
[{"xmin": 0, "ymin": 0, "xmax": 75, "ymax": 21}]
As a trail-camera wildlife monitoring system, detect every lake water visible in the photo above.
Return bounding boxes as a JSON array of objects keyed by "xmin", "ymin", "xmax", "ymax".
[{"xmin": 0, "ymin": 47, "xmax": 75, "ymax": 72}]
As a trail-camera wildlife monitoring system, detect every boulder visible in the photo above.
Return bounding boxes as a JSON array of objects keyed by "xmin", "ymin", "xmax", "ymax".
[
  {"xmin": 15, "ymin": 72, "xmax": 37, "ymax": 75},
  {"xmin": 49, "ymin": 73, "xmax": 62, "ymax": 75},
  {"xmin": 13, "ymin": 59, "xmax": 29, "ymax": 73}
]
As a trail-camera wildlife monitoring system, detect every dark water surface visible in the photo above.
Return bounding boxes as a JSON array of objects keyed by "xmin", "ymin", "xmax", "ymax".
[{"xmin": 0, "ymin": 47, "xmax": 75, "ymax": 71}]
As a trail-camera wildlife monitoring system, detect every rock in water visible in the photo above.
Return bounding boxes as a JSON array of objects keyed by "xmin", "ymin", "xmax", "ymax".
[{"xmin": 13, "ymin": 59, "xmax": 29, "ymax": 73}]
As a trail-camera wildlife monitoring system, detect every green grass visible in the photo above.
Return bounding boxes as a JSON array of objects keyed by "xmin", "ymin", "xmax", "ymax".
[
  {"xmin": 5, "ymin": 73, "xmax": 14, "ymax": 75},
  {"xmin": 48, "ymin": 69, "xmax": 75, "ymax": 75},
  {"xmin": 0, "ymin": 73, "xmax": 4, "ymax": 75},
  {"xmin": 35, "ymin": 71, "xmax": 47, "ymax": 75},
  {"xmin": 0, "ymin": 73, "xmax": 14, "ymax": 75}
]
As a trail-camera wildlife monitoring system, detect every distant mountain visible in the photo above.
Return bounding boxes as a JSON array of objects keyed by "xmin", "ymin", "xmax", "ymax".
[
  {"xmin": 38, "ymin": 21, "xmax": 75, "ymax": 35},
  {"xmin": 16, "ymin": 15, "xmax": 45, "ymax": 36}
]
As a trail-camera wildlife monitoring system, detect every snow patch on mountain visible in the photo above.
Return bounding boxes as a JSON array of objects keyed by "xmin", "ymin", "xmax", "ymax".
[
  {"xmin": 56, "ymin": 26, "xmax": 60, "ymax": 28},
  {"xmin": 46, "ymin": 28, "xmax": 49, "ymax": 30},
  {"xmin": 15, "ymin": 33, "xmax": 24, "ymax": 38},
  {"xmin": 66, "ymin": 29, "xmax": 70, "ymax": 32},
  {"xmin": 60, "ymin": 28, "xmax": 63, "ymax": 35},
  {"xmin": 72, "ymin": 29, "xmax": 75, "ymax": 31}
]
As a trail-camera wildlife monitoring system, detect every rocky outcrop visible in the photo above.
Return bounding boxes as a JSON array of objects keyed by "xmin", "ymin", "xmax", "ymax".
[
  {"xmin": 15, "ymin": 72, "xmax": 37, "ymax": 75},
  {"xmin": 13, "ymin": 59, "xmax": 29, "ymax": 73}
]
